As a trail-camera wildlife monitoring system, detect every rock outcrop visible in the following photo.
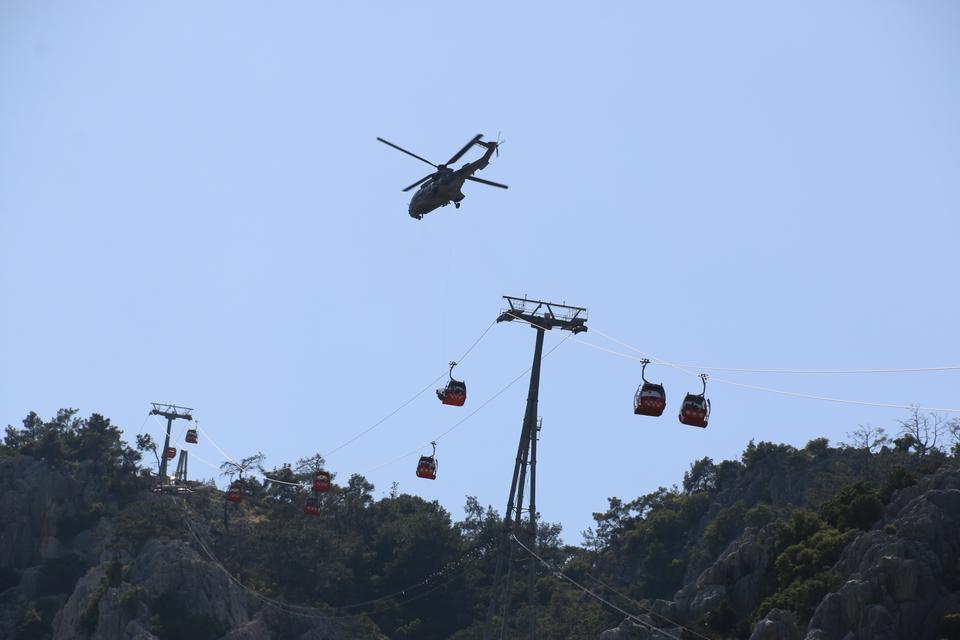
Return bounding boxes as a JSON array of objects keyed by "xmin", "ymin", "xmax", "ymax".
[
  {"xmin": 599, "ymin": 618, "xmax": 683, "ymax": 639},
  {"xmin": 52, "ymin": 539, "xmax": 255, "ymax": 639},
  {"xmin": 0, "ymin": 455, "xmax": 372, "ymax": 640},
  {"xmin": 0, "ymin": 455, "xmax": 104, "ymax": 570},
  {"xmin": 673, "ymin": 524, "xmax": 777, "ymax": 622},
  {"xmin": 0, "ymin": 455, "xmax": 113, "ymax": 639},
  {"xmin": 602, "ymin": 466, "xmax": 960, "ymax": 640},
  {"xmin": 750, "ymin": 608, "xmax": 801, "ymax": 640},
  {"xmin": 803, "ymin": 469, "xmax": 960, "ymax": 639},
  {"xmin": 47, "ymin": 527, "xmax": 367, "ymax": 640}
]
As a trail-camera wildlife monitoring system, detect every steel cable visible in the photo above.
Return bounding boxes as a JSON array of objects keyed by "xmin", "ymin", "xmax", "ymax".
[{"xmin": 509, "ymin": 535, "xmax": 681, "ymax": 640}]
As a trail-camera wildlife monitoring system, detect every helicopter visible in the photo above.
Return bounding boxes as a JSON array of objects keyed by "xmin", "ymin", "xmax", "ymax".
[{"xmin": 377, "ymin": 134, "xmax": 508, "ymax": 219}]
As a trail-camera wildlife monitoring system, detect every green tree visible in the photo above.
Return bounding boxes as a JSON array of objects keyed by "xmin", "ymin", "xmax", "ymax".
[
  {"xmin": 136, "ymin": 433, "xmax": 160, "ymax": 475},
  {"xmin": 683, "ymin": 457, "xmax": 718, "ymax": 494}
]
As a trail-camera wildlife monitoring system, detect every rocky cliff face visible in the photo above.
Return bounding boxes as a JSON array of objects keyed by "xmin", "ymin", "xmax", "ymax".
[
  {"xmin": 673, "ymin": 524, "xmax": 777, "ymax": 623},
  {"xmin": 49, "ymin": 538, "xmax": 364, "ymax": 640},
  {"xmin": 0, "ymin": 455, "xmax": 108, "ymax": 639},
  {"xmin": 803, "ymin": 469, "xmax": 960, "ymax": 640},
  {"xmin": 0, "ymin": 455, "xmax": 106, "ymax": 571},
  {"xmin": 601, "ymin": 465, "xmax": 960, "ymax": 640},
  {"xmin": 0, "ymin": 455, "xmax": 375, "ymax": 640}
]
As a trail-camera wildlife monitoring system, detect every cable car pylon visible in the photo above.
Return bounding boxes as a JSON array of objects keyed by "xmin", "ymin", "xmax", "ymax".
[
  {"xmin": 483, "ymin": 296, "xmax": 587, "ymax": 640},
  {"xmin": 150, "ymin": 403, "xmax": 193, "ymax": 488}
]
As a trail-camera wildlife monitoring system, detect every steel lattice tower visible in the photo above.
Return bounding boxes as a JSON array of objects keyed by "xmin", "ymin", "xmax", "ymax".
[
  {"xmin": 483, "ymin": 296, "xmax": 587, "ymax": 640},
  {"xmin": 150, "ymin": 402, "xmax": 193, "ymax": 484}
]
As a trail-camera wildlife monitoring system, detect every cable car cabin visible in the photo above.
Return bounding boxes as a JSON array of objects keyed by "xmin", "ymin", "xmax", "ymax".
[
  {"xmin": 226, "ymin": 480, "xmax": 244, "ymax": 503},
  {"xmin": 185, "ymin": 429, "xmax": 198, "ymax": 444},
  {"xmin": 634, "ymin": 383, "xmax": 667, "ymax": 417},
  {"xmin": 437, "ymin": 361, "xmax": 467, "ymax": 406},
  {"xmin": 303, "ymin": 498, "xmax": 321, "ymax": 517},
  {"xmin": 679, "ymin": 395, "xmax": 710, "ymax": 428},
  {"xmin": 163, "ymin": 446, "xmax": 177, "ymax": 459},
  {"xmin": 437, "ymin": 379, "xmax": 467, "ymax": 407},
  {"xmin": 312, "ymin": 470, "xmax": 331, "ymax": 493},
  {"xmin": 416, "ymin": 456, "xmax": 437, "ymax": 480}
]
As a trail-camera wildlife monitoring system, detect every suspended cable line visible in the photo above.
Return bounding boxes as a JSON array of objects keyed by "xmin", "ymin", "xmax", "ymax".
[
  {"xmin": 175, "ymin": 497, "xmax": 491, "ymax": 620},
  {"xmin": 190, "ymin": 452, "xmax": 226, "ymax": 474},
  {"xmin": 576, "ymin": 571, "xmax": 713, "ymax": 640},
  {"xmin": 324, "ymin": 319, "xmax": 498, "ymax": 459},
  {"xmin": 172, "ymin": 320, "xmax": 499, "ymax": 485},
  {"xmin": 180, "ymin": 513, "xmax": 371, "ymax": 620},
  {"xmin": 456, "ymin": 319, "xmax": 498, "ymax": 363},
  {"xmin": 566, "ymin": 328, "xmax": 960, "ymax": 414},
  {"xmin": 194, "ymin": 421, "xmax": 239, "ymax": 465},
  {"xmin": 260, "ymin": 474, "xmax": 301, "ymax": 487},
  {"xmin": 324, "ymin": 372, "xmax": 448, "ymax": 458},
  {"xmin": 673, "ymin": 363, "xmax": 960, "ymax": 375},
  {"xmin": 363, "ymin": 332, "xmax": 572, "ymax": 475},
  {"xmin": 509, "ymin": 535, "xmax": 681, "ymax": 640},
  {"xmin": 591, "ymin": 328, "xmax": 960, "ymax": 375},
  {"xmin": 134, "ymin": 412, "xmax": 151, "ymax": 436},
  {"xmin": 707, "ymin": 375, "xmax": 960, "ymax": 413}
]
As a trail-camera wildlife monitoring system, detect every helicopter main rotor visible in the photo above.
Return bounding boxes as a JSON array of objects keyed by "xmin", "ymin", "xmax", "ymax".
[
  {"xmin": 375, "ymin": 137, "xmax": 437, "ymax": 169},
  {"xmin": 378, "ymin": 134, "xmax": 493, "ymax": 192}
]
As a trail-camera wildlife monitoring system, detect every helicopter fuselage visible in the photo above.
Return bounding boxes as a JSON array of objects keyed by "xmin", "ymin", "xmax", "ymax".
[
  {"xmin": 408, "ymin": 143, "xmax": 497, "ymax": 219},
  {"xmin": 409, "ymin": 172, "xmax": 468, "ymax": 218}
]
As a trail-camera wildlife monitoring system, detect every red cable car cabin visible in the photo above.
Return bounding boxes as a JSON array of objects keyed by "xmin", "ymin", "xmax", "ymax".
[
  {"xmin": 303, "ymin": 496, "xmax": 321, "ymax": 516},
  {"xmin": 633, "ymin": 360, "xmax": 666, "ymax": 417},
  {"xmin": 679, "ymin": 374, "xmax": 711, "ymax": 428},
  {"xmin": 163, "ymin": 446, "xmax": 177, "ymax": 459},
  {"xmin": 416, "ymin": 456, "xmax": 437, "ymax": 480},
  {"xmin": 437, "ymin": 361, "xmax": 467, "ymax": 407},
  {"xmin": 635, "ymin": 384, "xmax": 667, "ymax": 416},
  {"xmin": 185, "ymin": 429, "xmax": 198, "ymax": 444},
  {"xmin": 312, "ymin": 470, "xmax": 331, "ymax": 493},
  {"xmin": 416, "ymin": 442, "xmax": 439, "ymax": 480},
  {"xmin": 226, "ymin": 479, "xmax": 244, "ymax": 503}
]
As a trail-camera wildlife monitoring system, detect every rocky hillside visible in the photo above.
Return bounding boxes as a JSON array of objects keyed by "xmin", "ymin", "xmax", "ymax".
[
  {"xmin": 601, "ymin": 464, "xmax": 960, "ymax": 639},
  {"xmin": 593, "ymin": 434, "xmax": 960, "ymax": 639},
  {"xmin": 1, "ymin": 455, "xmax": 377, "ymax": 640},
  {"xmin": 0, "ymin": 411, "xmax": 379, "ymax": 640},
  {"xmin": 4, "ymin": 409, "xmax": 960, "ymax": 639}
]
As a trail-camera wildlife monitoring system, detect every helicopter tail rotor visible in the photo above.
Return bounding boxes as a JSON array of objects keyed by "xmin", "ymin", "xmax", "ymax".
[{"xmin": 476, "ymin": 135, "xmax": 505, "ymax": 158}]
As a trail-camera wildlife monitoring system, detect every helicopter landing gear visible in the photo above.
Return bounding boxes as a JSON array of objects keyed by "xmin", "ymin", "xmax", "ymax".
[{"xmin": 454, "ymin": 202, "xmax": 460, "ymax": 209}]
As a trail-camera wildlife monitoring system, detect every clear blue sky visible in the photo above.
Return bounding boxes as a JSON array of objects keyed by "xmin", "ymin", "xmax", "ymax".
[{"xmin": 3, "ymin": 1, "xmax": 959, "ymax": 542}]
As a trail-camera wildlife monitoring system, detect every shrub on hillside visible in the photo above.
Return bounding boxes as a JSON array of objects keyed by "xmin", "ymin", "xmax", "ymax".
[
  {"xmin": 819, "ymin": 482, "xmax": 883, "ymax": 531},
  {"xmin": 880, "ymin": 465, "xmax": 916, "ymax": 503}
]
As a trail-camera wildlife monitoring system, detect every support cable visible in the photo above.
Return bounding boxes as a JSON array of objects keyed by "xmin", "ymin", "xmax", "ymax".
[
  {"xmin": 323, "ymin": 372, "xmax": 447, "ymax": 458},
  {"xmin": 178, "ymin": 320, "xmax": 499, "ymax": 483},
  {"xmin": 576, "ymin": 572, "xmax": 713, "ymax": 640},
  {"xmin": 363, "ymin": 332, "xmax": 572, "ymax": 475},
  {"xmin": 324, "ymin": 319, "xmax": 497, "ymax": 458},
  {"xmin": 176, "ymin": 497, "xmax": 492, "ymax": 619},
  {"xmin": 260, "ymin": 475, "xmax": 302, "ymax": 487},
  {"xmin": 706, "ymin": 376, "xmax": 960, "ymax": 413},
  {"xmin": 591, "ymin": 328, "xmax": 960, "ymax": 375},
  {"xmin": 190, "ymin": 452, "xmax": 226, "ymax": 474},
  {"xmin": 134, "ymin": 412, "xmax": 150, "ymax": 436},
  {"xmin": 509, "ymin": 535, "xmax": 679, "ymax": 640},
  {"xmin": 194, "ymin": 421, "xmax": 239, "ymax": 465},
  {"xmin": 563, "ymin": 327, "xmax": 960, "ymax": 413}
]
